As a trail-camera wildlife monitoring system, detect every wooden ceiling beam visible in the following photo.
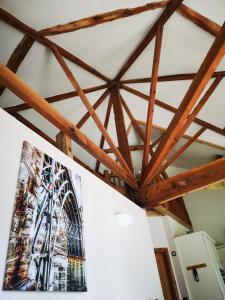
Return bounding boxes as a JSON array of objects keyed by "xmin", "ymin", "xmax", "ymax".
[
  {"xmin": 140, "ymin": 23, "xmax": 225, "ymax": 187},
  {"xmin": 155, "ymin": 199, "xmax": 192, "ymax": 230},
  {"xmin": 0, "ymin": 64, "xmax": 137, "ymax": 188},
  {"xmin": 178, "ymin": 4, "xmax": 221, "ymax": 37},
  {"xmin": 142, "ymin": 26, "xmax": 163, "ymax": 171},
  {"xmin": 120, "ymin": 70, "xmax": 225, "ymax": 84},
  {"xmin": 4, "ymin": 83, "xmax": 109, "ymax": 114},
  {"xmin": 40, "ymin": 1, "xmax": 168, "ymax": 36},
  {"xmin": 0, "ymin": 35, "xmax": 34, "ymax": 97},
  {"xmin": 154, "ymin": 76, "xmax": 222, "ymax": 173},
  {"xmin": 121, "ymin": 85, "xmax": 225, "ymax": 137},
  {"xmin": 112, "ymin": 88, "xmax": 134, "ymax": 172},
  {"xmin": 52, "ymin": 47, "xmax": 135, "ymax": 178},
  {"xmin": 120, "ymin": 96, "xmax": 162, "ymax": 151},
  {"xmin": 95, "ymin": 96, "xmax": 113, "ymax": 172},
  {"xmin": 11, "ymin": 111, "xmax": 125, "ymax": 194},
  {"xmin": 161, "ymin": 126, "xmax": 206, "ymax": 171},
  {"xmin": 115, "ymin": 0, "xmax": 183, "ymax": 80},
  {"xmin": 76, "ymin": 89, "xmax": 110, "ymax": 128},
  {"xmin": 120, "ymin": 96, "xmax": 191, "ymax": 228},
  {"xmin": 138, "ymin": 157, "xmax": 225, "ymax": 208},
  {"xmin": 0, "ymin": 8, "xmax": 110, "ymax": 82}
]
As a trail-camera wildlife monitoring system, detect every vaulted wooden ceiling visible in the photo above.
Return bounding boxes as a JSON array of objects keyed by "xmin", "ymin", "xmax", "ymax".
[{"xmin": 0, "ymin": 0, "xmax": 225, "ymax": 229}]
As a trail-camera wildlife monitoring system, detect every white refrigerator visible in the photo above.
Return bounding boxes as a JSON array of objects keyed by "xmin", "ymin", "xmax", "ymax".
[{"xmin": 175, "ymin": 231, "xmax": 225, "ymax": 300}]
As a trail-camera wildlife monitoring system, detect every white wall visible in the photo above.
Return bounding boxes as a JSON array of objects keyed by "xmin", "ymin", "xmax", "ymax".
[
  {"xmin": 184, "ymin": 189, "xmax": 225, "ymax": 246},
  {"xmin": 0, "ymin": 109, "xmax": 163, "ymax": 300},
  {"xmin": 148, "ymin": 216, "xmax": 189, "ymax": 300}
]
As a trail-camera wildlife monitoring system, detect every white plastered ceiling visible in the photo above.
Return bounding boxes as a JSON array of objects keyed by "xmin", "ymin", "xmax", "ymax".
[{"xmin": 0, "ymin": 0, "xmax": 224, "ymax": 172}]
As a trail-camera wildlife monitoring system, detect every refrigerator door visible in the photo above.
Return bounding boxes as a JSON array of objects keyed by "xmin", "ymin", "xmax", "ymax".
[{"xmin": 175, "ymin": 232, "xmax": 224, "ymax": 300}]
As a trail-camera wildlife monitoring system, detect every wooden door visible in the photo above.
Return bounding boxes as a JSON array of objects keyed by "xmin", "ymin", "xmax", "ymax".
[{"xmin": 154, "ymin": 248, "xmax": 180, "ymax": 300}]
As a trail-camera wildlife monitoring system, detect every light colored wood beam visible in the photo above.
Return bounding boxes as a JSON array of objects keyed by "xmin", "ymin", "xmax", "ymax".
[
  {"xmin": 0, "ymin": 64, "xmax": 137, "ymax": 188},
  {"xmin": 52, "ymin": 47, "xmax": 134, "ymax": 177},
  {"xmin": 140, "ymin": 23, "xmax": 225, "ymax": 187},
  {"xmin": 56, "ymin": 131, "xmax": 73, "ymax": 159},
  {"xmin": 142, "ymin": 26, "xmax": 163, "ymax": 170},
  {"xmin": 138, "ymin": 157, "xmax": 225, "ymax": 208}
]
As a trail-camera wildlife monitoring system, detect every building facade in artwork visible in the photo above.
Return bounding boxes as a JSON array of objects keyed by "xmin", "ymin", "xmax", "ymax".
[{"xmin": 3, "ymin": 141, "xmax": 87, "ymax": 291}]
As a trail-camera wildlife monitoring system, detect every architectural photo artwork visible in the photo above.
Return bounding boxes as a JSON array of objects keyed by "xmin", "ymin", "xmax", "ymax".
[{"xmin": 3, "ymin": 141, "xmax": 87, "ymax": 291}]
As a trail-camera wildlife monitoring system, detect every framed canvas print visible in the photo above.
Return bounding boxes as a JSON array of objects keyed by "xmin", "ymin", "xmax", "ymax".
[{"xmin": 3, "ymin": 141, "xmax": 87, "ymax": 292}]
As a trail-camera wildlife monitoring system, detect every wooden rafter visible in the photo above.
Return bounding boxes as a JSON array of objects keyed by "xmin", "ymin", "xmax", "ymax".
[
  {"xmin": 76, "ymin": 89, "xmax": 110, "ymax": 128},
  {"xmin": 161, "ymin": 126, "xmax": 206, "ymax": 171},
  {"xmin": 4, "ymin": 83, "xmax": 110, "ymax": 114},
  {"xmin": 137, "ymin": 120, "xmax": 225, "ymax": 152},
  {"xmin": 140, "ymin": 22, "xmax": 225, "ymax": 187},
  {"xmin": 0, "ymin": 8, "xmax": 110, "ymax": 82},
  {"xmin": 56, "ymin": 131, "xmax": 73, "ymax": 159},
  {"xmin": 155, "ymin": 200, "xmax": 192, "ymax": 230},
  {"xmin": 142, "ymin": 26, "xmax": 163, "ymax": 171},
  {"xmin": 52, "ymin": 47, "xmax": 134, "ymax": 177},
  {"xmin": 112, "ymin": 88, "xmax": 133, "ymax": 171},
  {"xmin": 95, "ymin": 96, "xmax": 113, "ymax": 172},
  {"xmin": 115, "ymin": 0, "xmax": 183, "ymax": 80},
  {"xmin": 122, "ymin": 84, "xmax": 225, "ymax": 137},
  {"xmin": 178, "ymin": 4, "xmax": 221, "ymax": 37},
  {"xmin": 120, "ymin": 96, "xmax": 161, "ymax": 151},
  {"xmin": 120, "ymin": 70, "xmax": 225, "ymax": 84},
  {"xmin": 40, "ymin": 1, "xmax": 168, "ymax": 36},
  {"xmin": 16, "ymin": 114, "xmax": 125, "ymax": 194},
  {"xmin": 0, "ymin": 64, "xmax": 137, "ymax": 188},
  {"xmin": 173, "ymin": 76, "xmax": 223, "ymax": 139},
  {"xmin": 120, "ymin": 96, "xmax": 191, "ymax": 228},
  {"xmin": 138, "ymin": 157, "xmax": 225, "ymax": 208},
  {"xmin": 0, "ymin": 35, "xmax": 34, "ymax": 96},
  {"xmin": 153, "ymin": 76, "xmax": 222, "ymax": 174}
]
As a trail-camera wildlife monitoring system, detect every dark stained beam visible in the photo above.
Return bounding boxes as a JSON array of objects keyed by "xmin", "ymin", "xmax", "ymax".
[
  {"xmin": 40, "ymin": 1, "xmax": 168, "ymax": 36},
  {"xmin": 155, "ymin": 199, "xmax": 192, "ymax": 230},
  {"xmin": 121, "ymin": 85, "xmax": 225, "ymax": 137},
  {"xmin": 112, "ymin": 88, "xmax": 133, "ymax": 171},
  {"xmin": 138, "ymin": 157, "xmax": 225, "ymax": 208},
  {"xmin": 0, "ymin": 64, "xmax": 137, "ymax": 188},
  {"xmin": 178, "ymin": 4, "xmax": 221, "ymax": 37},
  {"xmin": 95, "ymin": 96, "xmax": 113, "ymax": 172},
  {"xmin": 76, "ymin": 89, "xmax": 110, "ymax": 128},
  {"xmin": 115, "ymin": 0, "xmax": 183, "ymax": 80},
  {"xmin": 4, "ymin": 83, "xmax": 110, "ymax": 114},
  {"xmin": 120, "ymin": 70, "xmax": 225, "ymax": 84},
  {"xmin": 0, "ymin": 8, "xmax": 110, "ymax": 82},
  {"xmin": 142, "ymin": 26, "xmax": 163, "ymax": 170},
  {"xmin": 0, "ymin": 35, "xmax": 34, "ymax": 96}
]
